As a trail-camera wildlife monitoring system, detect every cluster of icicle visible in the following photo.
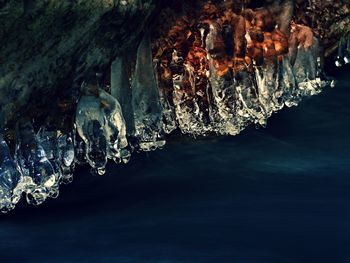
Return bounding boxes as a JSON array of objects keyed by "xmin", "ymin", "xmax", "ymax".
[
  {"xmin": 0, "ymin": 27, "xmax": 333, "ymax": 213},
  {"xmin": 0, "ymin": 123, "xmax": 75, "ymax": 212},
  {"xmin": 156, "ymin": 23, "xmax": 332, "ymax": 136},
  {"xmin": 335, "ymin": 34, "xmax": 350, "ymax": 67}
]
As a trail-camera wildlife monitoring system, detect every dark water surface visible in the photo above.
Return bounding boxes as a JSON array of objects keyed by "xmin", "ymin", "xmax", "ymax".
[{"xmin": 1, "ymin": 67, "xmax": 350, "ymax": 263}]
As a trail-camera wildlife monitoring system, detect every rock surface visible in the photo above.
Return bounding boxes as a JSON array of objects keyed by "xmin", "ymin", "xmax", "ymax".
[{"xmin": 0, "ymin": 0, "xmax": 158, "ymax": 130}]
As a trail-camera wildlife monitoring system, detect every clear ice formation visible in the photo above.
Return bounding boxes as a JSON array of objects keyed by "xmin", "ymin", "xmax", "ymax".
[
  {"xmin": 132, "ymin": 32, "xmax": 165, "ymax": 151},
  {"xmin": 336, "ymin": 34, "xmax": 350, "ymax": 67},
  {"xmin": 75, "ymin": 81, "xmax": 131, "ymax": 176},
  {"xmin": 15, "ymin": 121, "xmax": 57, "ymax": 205},
  {"xmin": 0, "ymin": 136, "xmax": 21, "ymax": 211},
  {"xmin": 0, "ymin": 12, "xmax": 334, "ymax": 213}
]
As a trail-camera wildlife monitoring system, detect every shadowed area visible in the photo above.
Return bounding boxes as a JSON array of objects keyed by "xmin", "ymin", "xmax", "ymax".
[{"xmin": 0, "ymin": 65, "xmax": 349, "ymax": 262}]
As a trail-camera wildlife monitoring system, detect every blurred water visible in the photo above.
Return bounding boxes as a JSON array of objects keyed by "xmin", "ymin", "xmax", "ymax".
[{"xmin": 0, "ymin": 66, "xmax": 349, "ymax": 263}]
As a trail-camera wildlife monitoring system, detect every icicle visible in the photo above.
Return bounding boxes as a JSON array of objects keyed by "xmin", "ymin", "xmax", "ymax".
[
  {"xmin": 280, "ymin": 55, "xmax": 300, "ymax": 107},
  {"xmin": 75, "ymin": 134, "xmax": 87, "ymax": 165},
  {"xmin": 171, "ymin": 50, "xmax": 207, "ymax": 135},
  {"xmin": 204, "ymin": 21, "xmax": 239, "ymax": 135},
  {"xmin": 335, "ymin": 37, "xmax": 346, "ymax": 67},
  {"xmin": 99, "ymin": 88, "xmax": 130, "ymax": 163},
  {"xmin": 57, "ymin": 132, "xmax": 75, "ymax": 184},
  {"xmin": 154, "ymin": 58, "xmax": 178, "ymax": 135},
  {"xmin": 75, "ymin": 85, "xmax": 108, "ymax": 175},
  {"xmin": 37, "ymin": 126, "xmax": 62, "ymax": 198},
  {"xmin": 344, "ymin": 35, "xmax": 350, "ymax": 64},
  {"xmin": 111, "ymin": 57, "xmax": 135, "ymax": 136},
  {"xmin": 132, "ymin": 32, "xmax": 165, "ymax": 151},
  {"xmin": 76, "ymin": 78, "xmax": 130, "ymax": 172},
  {"xmin": 0, "ymin": 136, "xmax": 21, "ymax": 212},
  {"xmin": 15, "ymin": 121, "xmax": 57, "ymax": 205},
  {"xmin": 335, "ymin": 34, "xmax": 350, "ymax": 67},
  {"xmin": 171, "ymin": 50, "xmax": 190, "ymax": 133},
  {"xmin": 236, "ymin": 70, "xmax": 267, "ymax": 127},
  {"xmin": 293, "ymin": 37, "xmax": 324, "ymax": 96}
]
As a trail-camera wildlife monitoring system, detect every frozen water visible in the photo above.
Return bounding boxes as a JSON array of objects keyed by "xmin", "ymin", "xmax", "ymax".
[
  {"xmin": 15, "ymin": 121, "xmax": 56, "ymax": 205},
  {"xmin": 132, "ymin": 32, "xmax": 165, "ymax": 151},
  {"xmin": 0, "ymin": 16, "xmax": 332, "ymax": 212},
  {"xmin": 75, "ymin": 91, "xmax": 108, "ymax": 175},
  {"xmin": 0, "ymin": 136, "xmax": 21, "ymax": 212}
]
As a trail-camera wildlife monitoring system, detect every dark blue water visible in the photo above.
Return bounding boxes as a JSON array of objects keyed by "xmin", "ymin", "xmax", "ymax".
[{"xmin": 1, "ymin": 66, "xmax": 350, "ymax": 263}]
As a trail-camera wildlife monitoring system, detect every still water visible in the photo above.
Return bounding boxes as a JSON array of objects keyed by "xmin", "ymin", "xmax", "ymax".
[{"xmin": 0, "ymin": 66, "xmax": 349, "ymax": 263}]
